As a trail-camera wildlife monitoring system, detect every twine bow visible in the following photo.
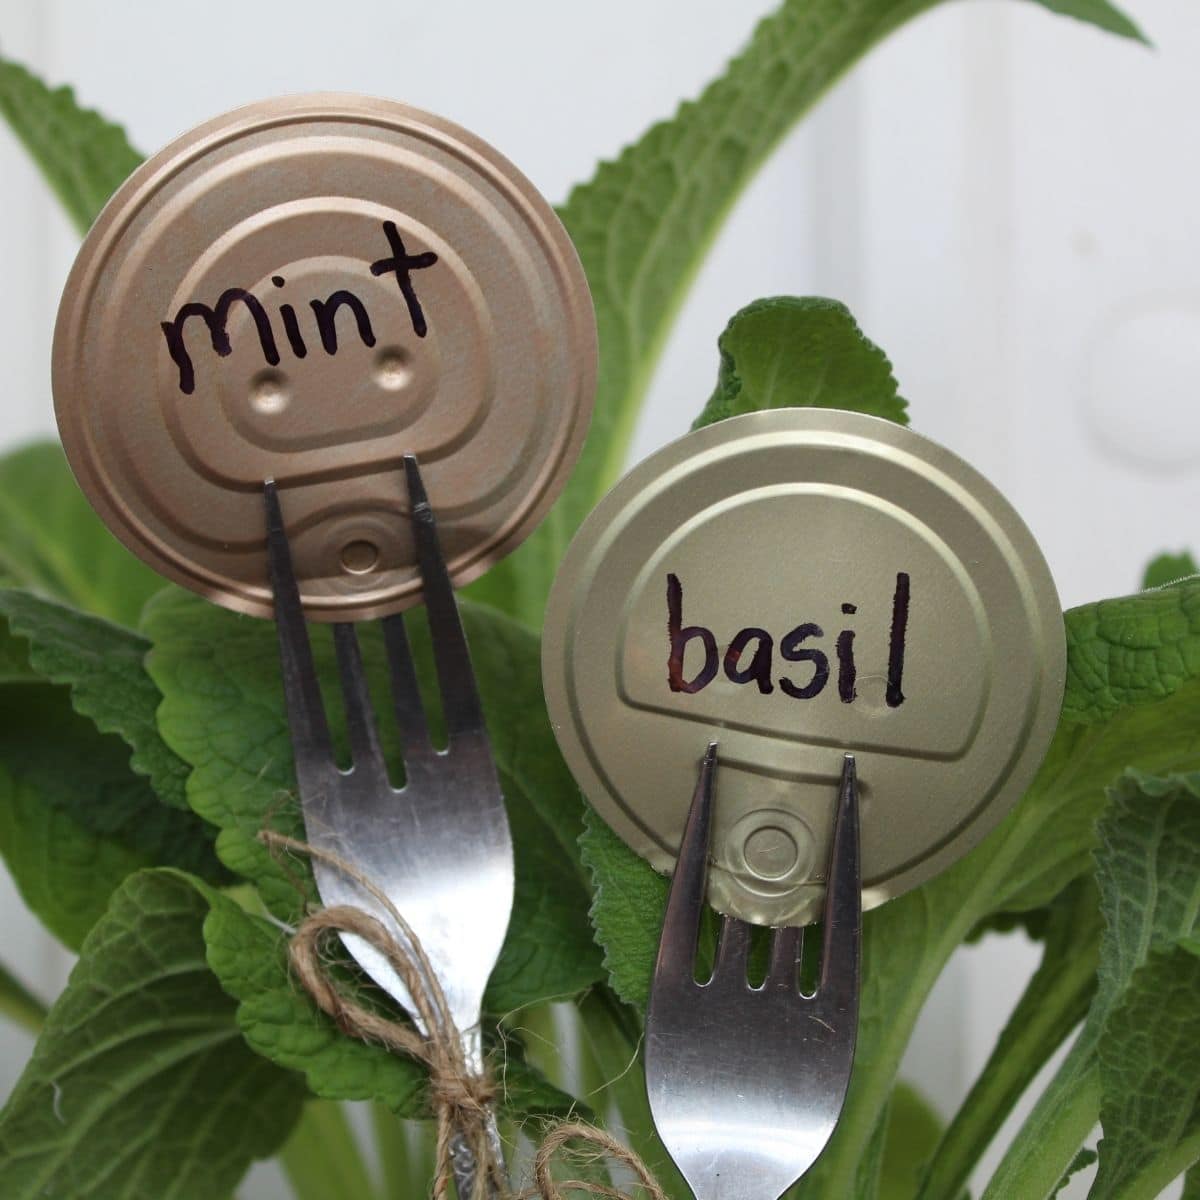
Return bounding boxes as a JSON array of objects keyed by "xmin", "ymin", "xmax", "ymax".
[{"xmin": 259, "ymin": 830, "xmax": 668, "ymax": 1200}]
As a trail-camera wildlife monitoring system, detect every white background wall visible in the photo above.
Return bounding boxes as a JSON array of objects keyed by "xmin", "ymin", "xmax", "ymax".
[{"xmin": 0, "ymin": 1, "xmax": 1196, "ymax": 1196}]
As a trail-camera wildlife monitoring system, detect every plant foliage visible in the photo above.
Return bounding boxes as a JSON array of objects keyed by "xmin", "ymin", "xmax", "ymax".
[{"xmin": 1, "ymin": 1, "xmax": 1193, "ymax": 1197}]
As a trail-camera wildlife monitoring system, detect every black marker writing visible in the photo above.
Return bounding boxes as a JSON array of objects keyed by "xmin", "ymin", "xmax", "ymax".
[
  {"xmin": 309, "ymin": 290, "xmax": 377, "ymax": 355},
  {"xmin": 666, "ymin": 572, "xmax": 910, "ymax": 707},
  {"xmin": 160, "ymin": 288, "xmax": 280, "ymax": 395},
  {"xmin": 369, "ymin": 220, "xmax": 439, "ymax": 338},
  {"xmin": 160, "ymin": 220, "xmax": 439, "ymax": 394},
  {"xmin": 667, "ymin": 573, "xmax": 719, "ymax": 693},
  {"xmin": 272, "ymin": 276, "xmax": 308, "ymax": 358}
]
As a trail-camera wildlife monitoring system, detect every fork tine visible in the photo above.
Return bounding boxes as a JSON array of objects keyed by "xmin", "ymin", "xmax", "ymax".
[
  {"xmin": 402, "ymin": 456, "xmax": 484, "ymax": 742},
  {"xmin": 654, "ymin": 742, "xmax": 718, "ymax": 984},
  {"xmin": 818, "ymin": 754, "xmax": 862, "ymax": 1004},
  {"xmin": 380, "ymin": 613, "xmax": 435, "ymax": 767},
  {"xmin": 767, "ymin": 925, "xmax": 803, "ymax": 991},
  {"xmin": 331, "ymin": 623, "xmax": 389, "ymax": 785},
  {"xmin": 712, "ymin": 915, "xmax": 752, "ymax": 984},
  {"xmin": 263, "ymin": 480, "xmax": 333, "ymax": 777}
]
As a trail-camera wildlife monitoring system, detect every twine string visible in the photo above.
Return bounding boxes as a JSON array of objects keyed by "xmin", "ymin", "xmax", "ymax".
[{"xmin": 259, "ymin": 829, "xmax": 667, "ymax": 1200}]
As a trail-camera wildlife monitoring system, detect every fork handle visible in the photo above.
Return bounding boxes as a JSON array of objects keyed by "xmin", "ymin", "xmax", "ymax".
[{"xmin": 447, "ymin": 1111, "xmax": 506, "ymax": 1200}]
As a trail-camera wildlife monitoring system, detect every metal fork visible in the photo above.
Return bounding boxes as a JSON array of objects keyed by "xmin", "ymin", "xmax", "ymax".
[
  {"xmin": 264, "ymin": 456, "xmax": 514, "ymax": 1199},
  {"xmin": 644, "ymin": 745, "xmax": 861, "ymax": 1200}
]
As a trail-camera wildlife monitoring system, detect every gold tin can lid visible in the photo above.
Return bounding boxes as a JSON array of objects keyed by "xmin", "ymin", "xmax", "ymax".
[
  {"xmin": 53, "ymin": 94, "xmax": 596, "ymax": 620},
  {"xmin": 542, "ymin": 409, "xmax": 1066, "ymax": 925}
]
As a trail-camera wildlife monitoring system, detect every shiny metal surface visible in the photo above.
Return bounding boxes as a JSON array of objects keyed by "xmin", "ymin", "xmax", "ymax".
[
  {"xmin": 55, "ymin": 93, "xmax": 596, "ymax": 621},
  {"xmin": 542, "ymin": 408, "xmax": 1066, "ymax": 925},
  {"xmin": 645, "ymin": 747, "xmax": 861, "ymax": 1200},
  {"xmin": 266, "ymin": 457, "xmax": 514, "ymax": 1197}
]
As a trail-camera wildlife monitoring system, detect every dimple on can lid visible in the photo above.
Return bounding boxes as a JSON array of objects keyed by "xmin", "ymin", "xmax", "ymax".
[
  {"xmin": 542, "ymin": 408, "xmax": 1067, "ymax": 925},
  {"xmin": 53, "ymin": 93, "xmax": 596, "ymax": 621}
]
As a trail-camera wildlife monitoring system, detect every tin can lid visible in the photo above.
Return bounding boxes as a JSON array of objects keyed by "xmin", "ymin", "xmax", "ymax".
[
  {"xmin": 542, "ymin": 408, "xmax": 1066, "ymax": 925},
  {"xmin": 53, "ymin": 94, "xmax": 596, "ymax": 621}
]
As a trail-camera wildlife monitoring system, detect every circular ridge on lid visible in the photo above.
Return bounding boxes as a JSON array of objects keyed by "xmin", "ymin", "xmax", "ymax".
[
  {"xmin": 53, "ymin": 92, "xmax": 597, "ymax": 621},
  {"xmin": 542, "ymin": 408, "xmax": 1066, "ymax": 926}
]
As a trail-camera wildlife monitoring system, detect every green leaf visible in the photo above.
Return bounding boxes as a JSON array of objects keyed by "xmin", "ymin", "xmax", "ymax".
[
  {"xmin": 0, "ymin": 588, "xmax": 193, "ymax": 812},
  {"xmin": 1084, "ymin": 774, "xmax": 1200, "ymax": 1200},
  {"xmin": 0, "ymin": 684, "xmax": 168, "ymax": 949},
  {"xmin": 202, "ymin": 888, "xmax": 582, "ymax": 1121},
  {"xmin": 1091, "ymin": 940, "xmax": 1200, "ymax": 1200},
  {"xmin": 1092, "ymin": 773, "xmax": 1200, "ymax": 1023},
  {"xmin": 1030, "ymin": 0, "xmax": 1148, "ymax": 43},
  {"xmin": 202, "ymin": 887, "xmax": 427, "ymax": 1114},
  {"xmin": 0, "ymin": 443, "xmax": 164, "ymax": 627},
  {"xmin": 580, "ymin": 803, "xmax": 667, "ymax": 1013},
  {"xmin": 1063, "ymin": 581, "xmax": 1200, "ymax": 724},
  {"xmin": 487, "ymin": 791, "xmax": 604, "ymax": 1010},
  {"xmin": 1143, "ymin": 551, "xmax": 1198, "ymax": 590},
  {"xmin": 0, "ymin": 56, "xmax": 142, "ymax": 233},
  {"xmin": 0, "ymin": 758, "xmax": 148, "ymax": 951},
  {"xmin": 692, "ymin": 297, "xmax": 908, "ymax": 431},
  {"xmin": 880, "ymin": 1082, "xmax": 946, "ymax": 1200},
  {"xmin": 0, "ymin": 677, "xmax": 220, "ymax": 878},
  {"xmin": 0, "ymin": 870, "xmax": 304, "ymax": 1200},
  {"xmin": 143, "ymin": 586, "xmax": 601, "ymax": 1014},
  {"xmin": 0, "ymin": 590, "xmax": 226, "ymax": 948}
]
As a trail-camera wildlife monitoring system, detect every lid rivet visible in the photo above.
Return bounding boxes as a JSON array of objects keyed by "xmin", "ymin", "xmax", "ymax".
[
  {"xmin": 340, "ymin": 539, "xmax": 380, "ymax": 575},
  {"xmin": 743, "ymin": 825, "xmax": 801, "ymax": 881}
]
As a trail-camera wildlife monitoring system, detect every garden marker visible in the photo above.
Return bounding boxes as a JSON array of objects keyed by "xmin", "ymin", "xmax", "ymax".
[
  {"xmin": 542, "ymin": 409, "xmax": 1067, "ymax": 925},
  {"xmin": 52, "ymin": 94, "xmax": 596, "ymax": 621}
]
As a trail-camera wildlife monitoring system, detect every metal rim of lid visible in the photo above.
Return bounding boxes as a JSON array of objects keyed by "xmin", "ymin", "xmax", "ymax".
[
  {"xmin": 53, "ymin": 93, "xmax": 597, "ymax": 620},
  {"xmin": 542, "ymin": 408, "xmax": 1067, "ymax": 925}
]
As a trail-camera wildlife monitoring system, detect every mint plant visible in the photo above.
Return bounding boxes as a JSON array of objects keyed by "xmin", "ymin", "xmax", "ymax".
[{"xmin": 1, "ymin": 1, "xmax": 1198, "ymax": 1197}]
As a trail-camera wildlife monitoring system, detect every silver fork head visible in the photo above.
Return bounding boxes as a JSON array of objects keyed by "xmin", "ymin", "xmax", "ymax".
[
  {"xmin": 264, "ymin": 457, "xmax": 514, "ymax": 1069},
  {"xmin": 645, "ymin": 746, "xmax": 861, "ymax": 1200}
]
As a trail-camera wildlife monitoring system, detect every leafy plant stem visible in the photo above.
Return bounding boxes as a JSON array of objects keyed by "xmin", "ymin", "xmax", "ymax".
[
  {"xmin": 811, "ymin": 928, "xmax": 959, "ymax": 1196},
  {"xmin": 592, "ymin": 982, "xmax": 641, "ymax": 1051},
  {"xmin": 509, "ymin": 1002, "xmax": 570, "ymax": 1093},
  {"xmin": 978, "ymin": 1040, "xmax": 1101, "ymax": 1200},
  {"xmin": 928, "ymin": 1027, "xmax": 1093, "ymax": 1200},
  {"xmin": 574, "ymin": 989, "xmax": 688, "ymax": 1197},
  {"xmin": 279, "ymin": 1100, "xmax": 379, "ymax": 1200},
  {"xmin": 916, "ymin": 903, "xmax": 1100, "ymax": 1200},
  {"xmin": 371, "ymin": 1105, "xmax": 435, "ymax": 1200},
  {"xmin": 805, "ymin": 804, "xmax": 1074, "ymax": 1196},
  {"xmin": 586, "ymin": 0, "xmax": 937, "ymax": 502},
  {"xmin": 0, "ymin": 960, "xmax": 47, "ymax": 1035}
]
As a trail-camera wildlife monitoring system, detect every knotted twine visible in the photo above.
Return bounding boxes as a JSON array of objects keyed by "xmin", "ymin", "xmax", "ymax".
[{"xmin": 259, "ymin": 830, "xmax": 668, "ymax": 1200}]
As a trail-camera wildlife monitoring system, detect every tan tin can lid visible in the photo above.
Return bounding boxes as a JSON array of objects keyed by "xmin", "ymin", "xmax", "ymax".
[
  {"xmin": 542, "ymin": 409, "xmax": 1066, "ymax": 925},
  {"xmin": 53, "ymin": 93, "xmax": 596, "ymax": 621}
]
